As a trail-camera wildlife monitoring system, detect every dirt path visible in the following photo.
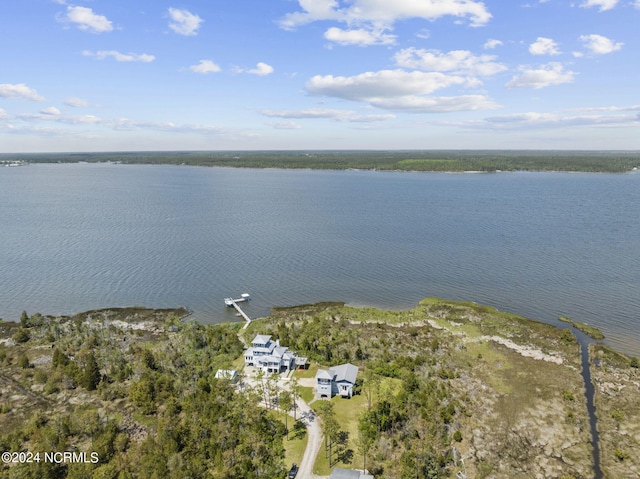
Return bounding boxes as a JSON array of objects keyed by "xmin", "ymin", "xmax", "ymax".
[
  {"xmin": 240, "ymin": 373, "xmax": 326, "ymax": 478},
  {"xmin": 293, "ymin": 395, "xmax": 324, "ymax": 479},
  {"xmin": 0, "ymin": 372, "xmax": 49, "ymax": 404}
]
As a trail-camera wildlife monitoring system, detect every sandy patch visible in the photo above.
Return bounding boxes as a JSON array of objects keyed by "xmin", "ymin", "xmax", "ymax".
[{"xmin": 483, "ymin": 336, "xmax": 563, "ymax": 364}]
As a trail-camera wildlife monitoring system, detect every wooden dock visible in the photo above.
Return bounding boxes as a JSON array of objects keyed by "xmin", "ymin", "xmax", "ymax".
[{"xmin": 225, "ymin": 294, "xmax": 252, "ymax": 329}]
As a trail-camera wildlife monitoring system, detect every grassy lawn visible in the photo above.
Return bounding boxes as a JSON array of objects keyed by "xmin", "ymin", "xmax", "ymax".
[
  {"xmin": 292, "ymin": 362, "xmax": 319, "ymax": 379},
  {"xmin": 311, "ymin": 377, "xmax": 401, "ymax": 476},
  {"xmin": 267, "ymin": 410, "xmax": 308, "ymax": 469},
  {"xmin": 312, "ymin": 393, "xmax": 367, "ymax": 475},
  {"xmin": 231, "ymin": 353, "xmax": 246, "ymax": 372},
  {"xmin": 298, "ymin": 386, "xmax": 314, "ymax": 404}
]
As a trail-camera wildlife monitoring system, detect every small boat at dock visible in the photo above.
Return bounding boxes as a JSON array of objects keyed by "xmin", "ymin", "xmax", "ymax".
[{"xmin": 225, "ymin": 293, "xmax": 250, "ymax": 307}]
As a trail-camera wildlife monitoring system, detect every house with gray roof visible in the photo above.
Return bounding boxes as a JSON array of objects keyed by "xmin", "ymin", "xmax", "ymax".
[
  {"xmin": 316, "ymin": 363, "xmax": 359, "ymax": 398},
  {"xmin": 244, "ymin": 334, "xmax": 306, "ymax": 374},
  {"xmin": 330, "ymin": 467, "xmax": 373, "ymax": 479}
]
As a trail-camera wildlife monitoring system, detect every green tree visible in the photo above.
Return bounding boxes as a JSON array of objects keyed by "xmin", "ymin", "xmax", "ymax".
[
  {"xmin": 129, "ymin": 375, "xmax": 156, "ymax": 414},
  {"xmin": 290, "ymin": 377, "xmax": 301, "ymax": 420},
  {"xmin": 18, "ymin": 352, "xmax": 30, "ymax": 369},
  {"xmin": 13, "ymin": 328, "xmax": 30, "ymax": 343},
  {"xmin": 279, "ymin": 390, "xmax": 293, "ymax": 439},
  {"xmin": 357, "ymin": 411, "xmax": 376, "ymax": 472},
  {"xmin": 142, "ymin": 349, "xmax": 158, "ymax": 370},
  {"xmin": 316, "ymin": 401, "xmax": 340, "ymax": 462},
  {"xmin": 82, "ymin": 352, "xmax": 101, "ymax": 391},
  {"xmin": 52, "ymin": 348, "xmax": 69, "ymax": 368}
]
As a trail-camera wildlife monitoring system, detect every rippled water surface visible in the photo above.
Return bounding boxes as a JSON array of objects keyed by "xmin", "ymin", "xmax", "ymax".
[{"xmin": 2, "ymin": 163, "xmax": 639, "ymax": 355}]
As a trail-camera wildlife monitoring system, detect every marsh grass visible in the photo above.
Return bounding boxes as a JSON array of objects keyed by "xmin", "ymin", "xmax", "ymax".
[
  {"xmin": 559, "ymin": 316, "xmax": 605, "ymax": 340},
  {"xmin": 590, "ymin": 344, "xmax": 640, "ymax": 477}
]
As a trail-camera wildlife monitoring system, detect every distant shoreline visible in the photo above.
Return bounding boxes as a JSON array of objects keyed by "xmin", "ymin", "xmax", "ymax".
[{"xmin": 3, "ymin": 149, "xmax": 640, "ymax": 173}]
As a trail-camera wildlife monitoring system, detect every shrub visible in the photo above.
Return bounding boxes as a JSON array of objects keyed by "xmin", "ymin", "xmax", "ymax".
[
  {"xmin": 13, "ymin": 328, "xmax": 30, "ymax": 343},
  {"xmin": 17, "ymin": 353, "xmax": 30, "ymax": 369}
]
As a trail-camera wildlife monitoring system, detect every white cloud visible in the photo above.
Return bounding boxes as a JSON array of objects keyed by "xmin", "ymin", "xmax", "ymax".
[
  {"xmin": 475, "ymin": 110, "xmax": 639, "ymax": 129},
  {"xmin": 11, "ymin": 110, "xmax": 245, "ymax": 138},
  {"xmin": 261, "ymin": 108, "xmax": 395, "ymax": 122},
  {"xmin": 529, "ymin": 37, "xmax": 561, "ymax": 55},
  {"xmin": 484, "ymin": 39, "xmax": 503, "ymax": 49},
  {"xmin": 394, "ymin": 48, "xmax": 507, "ymax": 76},
  {"xmin": 247, "ymin": 62, "xmax": 274, "ymax": 76},
  {"xmin": 280, "ymin": 0, "xmax": 492, "ymax": 31},
  {"xmin": 348, "ymin": 114, "xmax": 397, "ymax": 122},
  {"xmin": 40, "ymin": 107, "xmax": 61, "ymax": 116},
  {"xmin": 269, "ymin": 121, "xmax": 302, "ymax": 129},
  {"xmin": 83, "ymin": 50, "xmax": 155, "ymax": 62},
  {"xmin": 579, "ymin": 34, "xmax": 623, "ymax": 55},
  {"xmin": 189, "ymin": 60, "xmax": 221, "ymax": 74},
  {"xmin": 304, "ymin": 69, "xmax": 499, "ymax": 113},
  {"xmin": 0, "ymin": 83, "xmax": 45, "ymax": 101},
  {"xmin": 61, "ymin": 6, "xmax": 113, "ymax": 33},
  {"xmin": 262, "ymin": 108, "xmax": 356, "ymax": 120},
  {"xmin": 370, "ymin": 95, "xmax": 499, "ymax": 113},
  {"xmin": 17, "ymin": 112, "xmax": 102, "ymax": 123},
  {"xmin": 506, "ymin": 62, "xmax": 576, "ymax": 89},
  {"xmin": 570, "ymin": 104, "xmax": 640, "ymax": 112},
  {"xmin": 168, "ymin": 8, "xmax": 203, "ymax": 36},
  {"xmin": 64, "ymin": 97, "xmax": 90, "ymax": 107},
  {"xmin": 306, "ymin": 69, "xmax": 467, "ymax": 101},
  {"xmin": 0, "ymin": 108, "xmax": 9, "ymax": 119},
  {"xmin": 324, "ymin": 27, "xmax": 396, "ymax": 46},
  {"xmin": 580, "ymin": 0, "xmax": 618, "ymax": 11}
]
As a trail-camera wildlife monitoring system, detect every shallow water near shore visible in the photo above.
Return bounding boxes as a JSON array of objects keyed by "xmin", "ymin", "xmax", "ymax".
[{"xmin": 1, "ymin": 163, "xmax": 639, "ymax": 356}]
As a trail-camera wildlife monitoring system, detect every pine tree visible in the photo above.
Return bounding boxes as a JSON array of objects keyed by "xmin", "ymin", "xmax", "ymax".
[{"xmin": 82, "ymin": 352, "xmax": 101, "ymax": 391}]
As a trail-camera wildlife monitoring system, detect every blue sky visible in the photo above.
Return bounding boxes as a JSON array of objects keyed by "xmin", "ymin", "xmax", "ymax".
[{"xmin": 1, "ymin": 0, "xmax": 639, "ymax": 152}]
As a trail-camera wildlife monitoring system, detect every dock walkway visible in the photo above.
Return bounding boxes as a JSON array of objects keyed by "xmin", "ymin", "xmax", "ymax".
[{"xmin": 225, "ymin": 294, "xmax": 252, "ymax": 329}]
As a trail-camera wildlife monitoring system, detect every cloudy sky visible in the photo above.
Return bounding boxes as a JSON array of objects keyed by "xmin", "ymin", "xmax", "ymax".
[{"xmin": 1, "ymin": 0, "xmax": 639, "ymax": 152}]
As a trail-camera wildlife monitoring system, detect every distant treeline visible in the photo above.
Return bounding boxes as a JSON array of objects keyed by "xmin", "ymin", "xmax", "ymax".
[{"xmin": 5, "ymin": 150, "xmax": 640, "ymax": 172}]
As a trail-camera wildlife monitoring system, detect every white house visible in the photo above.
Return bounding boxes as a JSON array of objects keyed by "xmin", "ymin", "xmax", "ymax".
[
  {"xmin": 244, "ymin": 334, "xmax": 306, "ymax": 374},
  {"xmin": 316, "ymin": 363, "xmax": 359, "ymax": 398}
]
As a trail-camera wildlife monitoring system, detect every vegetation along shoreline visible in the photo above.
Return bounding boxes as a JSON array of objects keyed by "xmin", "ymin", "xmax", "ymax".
[
  {"xmin": 3, "ymin": 150, "xmax": 640, "ymax": 173},
  {"xmin": 1, "ymin": 298, "xmax": 639, "ymax": 478}
]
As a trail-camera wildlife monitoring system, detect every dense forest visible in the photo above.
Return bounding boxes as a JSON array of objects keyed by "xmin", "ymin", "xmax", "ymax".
[
  {"xmin": 0, "ymin": 308, "xmax": 286, "ymax": 479},
  {"xmin": 4, "ymin": 150, "xmax": 640, "ymax": 172}
]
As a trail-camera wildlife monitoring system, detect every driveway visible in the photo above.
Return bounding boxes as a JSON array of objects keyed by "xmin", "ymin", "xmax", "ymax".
[
  {"xmin": 240, "ymin": 373, "xmax": 327, "ymax": 479},
  {"xmin": 293, "ymin": 393, "xmax": 324, "ymax": 479}
]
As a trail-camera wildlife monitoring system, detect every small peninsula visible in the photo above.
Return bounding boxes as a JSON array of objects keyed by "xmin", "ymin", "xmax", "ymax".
[{"xmin": 1, "ymin": 300, "xmax": 639, "ymax": 478}]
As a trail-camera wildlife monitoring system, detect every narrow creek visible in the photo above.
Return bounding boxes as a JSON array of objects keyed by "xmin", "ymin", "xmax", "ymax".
[{"xmin": 576, "ymin": 331, "xmax": 603, "ymax": 479}]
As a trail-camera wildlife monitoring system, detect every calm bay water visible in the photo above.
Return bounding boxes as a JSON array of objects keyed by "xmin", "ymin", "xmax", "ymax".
[{"xmin": 1, "ymin": 163, "xmax": 639, "ymax": 356}]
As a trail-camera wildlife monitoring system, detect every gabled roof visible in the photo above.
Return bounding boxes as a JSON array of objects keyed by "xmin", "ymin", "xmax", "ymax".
[
  {"xmin": 273, "ymin": 346, "xmax": 288, "ymax": 358},
  {"xmin": 252, "ymin": 334, "xmax": 272, "ymax": 345},
  {"xmin": 316, "ymin": 369, "xmax": 334, "ymax": 381},
  {"xmin": 330, "ymin": 363, "xmax": 359, "ymax": 385}
]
